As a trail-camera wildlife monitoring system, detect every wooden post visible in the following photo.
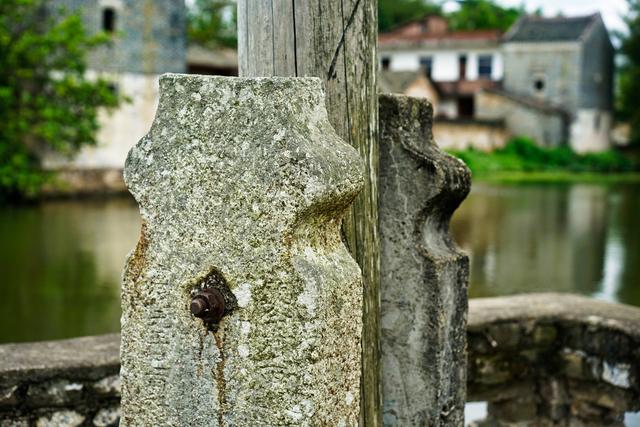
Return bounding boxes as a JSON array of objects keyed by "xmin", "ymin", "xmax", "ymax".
[{"xmin": 237, "ymin": 2, "xmax": 381, "ymax": 425}]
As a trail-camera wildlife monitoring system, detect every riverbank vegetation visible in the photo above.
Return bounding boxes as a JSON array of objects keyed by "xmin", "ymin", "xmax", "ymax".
[
  {"xmin": 379, "ymin": 0, "xmax": 525, "ymax": 33},
  {"xmin": 448, "ymin": 137, "xmax": 640, "ymax": 182},
  {"xmin": 618, "ymin": 0, "xmax": 640, "ymax": 147}
]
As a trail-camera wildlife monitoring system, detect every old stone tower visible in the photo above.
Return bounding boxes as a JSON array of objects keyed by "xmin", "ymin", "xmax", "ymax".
[{"xmin": 44, "ymin": 0, "xmax": 186, "ymax": 174}]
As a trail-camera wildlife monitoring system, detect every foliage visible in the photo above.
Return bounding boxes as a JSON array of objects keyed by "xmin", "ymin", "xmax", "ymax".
[
  {"xmin": 449, "ymin": 137, "xmax": 638, "ymax": 176},
  {"xmin": 0, "ymin": 0, "xmax": 121, "ymax": 199},
  {"xmin": 379, "ymin": 0, "xmax": 526, "ymax": 33},
  {"xmin": 618, "ymin": 0, "xmax": 640, "ymax": 146},
  {"xmin": 188, "ymin": 0, "xmax": 237, "ymax": 49},
  {"xmin": 447, "ymin": 0, "xmax": 525, "ymax": 32},
  {"xmin": 379, "ymin": 0, "xmax": 442, "ymax": 33}
]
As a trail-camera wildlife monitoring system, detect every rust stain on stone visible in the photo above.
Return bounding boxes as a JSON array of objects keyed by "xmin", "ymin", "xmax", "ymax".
[
  {"xmin": 127, "ymin": 220, "xmax": 149, "ymax": 283},
  {"xmin": 214, "ymin": 331, "xmax": 227, "ymax": 427}
]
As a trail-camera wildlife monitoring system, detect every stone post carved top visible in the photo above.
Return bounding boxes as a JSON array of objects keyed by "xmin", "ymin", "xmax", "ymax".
[
  {"xmin": 378, "ymin": 94, "xmax": 471, "ymax": 426},
  {"xmin": 121, "ymin": 75, "xmax": 364, "ymax": 426}
]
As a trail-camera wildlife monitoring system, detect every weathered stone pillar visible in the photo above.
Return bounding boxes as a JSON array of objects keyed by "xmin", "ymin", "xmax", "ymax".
[
  {"xmin": 237, "ymin": 4, "xmax": 382, "ymax": 423},
  {"xmin": 120, "ymin": 75, "xmax": 364, "ymax": 426},
  {"xmin": 378, "ymin": 94, "xmax": 471, "ymax": 425}
]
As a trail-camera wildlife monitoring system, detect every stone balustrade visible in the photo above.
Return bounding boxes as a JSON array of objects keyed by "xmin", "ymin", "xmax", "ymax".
[
  {"xmin": 468, "ymin": 293, "xmax": 640, "ymax": 427},
  {"xmin": 2, "ymin": 293, "xmax": 639, "ymax": 426},
  {"xmin": 0, "ymin": 335, "xmax": 120, "ymax": 427}
]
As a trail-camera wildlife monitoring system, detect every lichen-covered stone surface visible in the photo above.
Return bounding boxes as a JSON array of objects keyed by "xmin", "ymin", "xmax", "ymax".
[
  {"xmin": 121, "ymin": 75, "xmax": 364, "ymax": 426},
  {"xmin": 378, "ymin": 94, "xmax": 471, "ymax": 426}
]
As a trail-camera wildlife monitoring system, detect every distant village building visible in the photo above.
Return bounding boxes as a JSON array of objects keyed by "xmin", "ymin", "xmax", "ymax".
[
  {"xmin": 378, "ymin": 13, "xmax": 615, "ymax": 153},
  {"xmin": 41, "ymin": 1, "xmax": 244, "ymax": 193},
  {"xmin": 493, "ymin": 14, "xmax": 614, "ymax": 152},
  {"xmin": 379, "ymin": 15, "xmax": 502, "ymax": 119},
  {"xmin": 43, "ymin": 0, "xmax": 186, "ymax": 174}
]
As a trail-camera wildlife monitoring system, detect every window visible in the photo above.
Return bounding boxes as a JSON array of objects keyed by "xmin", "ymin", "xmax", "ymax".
[
  {"xmin": 107, "ymin": 82, "xmax": 119, "ymax": 96},
  {"xmin": 102, "ymin": 7, "xmax": 116, "ymax": 33},
  {"xmin": 458, "ymin": 54, "xmax": 467, "ymax": 80},
  {"xmin": 419, "ymin": 56, "xmax": 433, "ymax": 79},
  {"xmin": 381, "ymin": 56, "xmax": 391, "ymax": 70},
  {"xmin": 457, "ymin": 96, "xmax": 474, "ymax": 118},
  {"xmin": 533, "ymin": 77, "xmax": 545, "ymax": 93},
  {"xmin": 478, "ymin": 55, "xmax": 492, "ymax": 79}
]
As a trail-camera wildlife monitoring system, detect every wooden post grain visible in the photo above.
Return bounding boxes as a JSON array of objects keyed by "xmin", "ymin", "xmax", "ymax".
[{"xmin": 237, "ymin": 2, "xmax": 381, "ymax": 425}]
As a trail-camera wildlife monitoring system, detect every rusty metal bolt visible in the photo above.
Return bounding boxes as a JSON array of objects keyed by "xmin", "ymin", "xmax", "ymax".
[{"xmin": 190, "ymin": 288, "xmax": 225, "ymax": 324}]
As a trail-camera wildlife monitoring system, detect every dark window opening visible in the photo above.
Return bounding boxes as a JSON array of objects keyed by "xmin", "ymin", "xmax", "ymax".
[
  {"xmin": 107, "ymin": 82, "xmax": 119, "ymax": 96},
  {"xmin": 458, "ymin": 55, "xmax": 467, "ymax": 80},
  {"xmin": 478, "ymin": 55, "xmax": 492, "ymax": 79},
  {"xmin": 381, "ymin": 57, "xmax": 391, "ymax": 70},
  {"xmin": 419, "ymin": 56, "xmax": 433, "ymax": 79},
  {"xmin": 170, "ymin": 12, "xmax": 181, "ymax": 41},
  {"xmin": 457, "ymin": 96, "xmax": 474, "ymax": 118},
  {"xmin": 534, "ymin": 78, "xmax": 545, "ymax": 92},
  {"xmin": 102, "ymin": 7, "xmax": 116, "ymax": 33}
]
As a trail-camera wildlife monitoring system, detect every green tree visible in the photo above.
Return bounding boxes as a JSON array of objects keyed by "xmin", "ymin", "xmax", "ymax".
[
  {"xmin": 619, "ymin": 0, "xmax": 640, "ymax": 146},
  {"xmin": 379, "ymin": 0, "xmax": 442, "ymax": 33},
  {"xmin": 447, "ymin": 0, "xmax": 525, "ymax": 32},
  {"xmin": 0, "ymin": 0, "xmax": 121, "ymax": 199},
  {"xmin": 188, "ymin": 0, "xmax": 237, "ymax": 49}
]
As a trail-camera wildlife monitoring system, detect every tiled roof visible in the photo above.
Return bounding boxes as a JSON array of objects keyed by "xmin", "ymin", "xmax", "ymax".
[
  {"xmin": 379, "ymin": 29, "xmax": 501, "ymax": 44},
  {"xmin": 504, "ymin": 14, "xmax": 600, "ymax": 43},
  {"xmin": 434, "ymin": 79, "xmax": 499, "ymax": 96}
]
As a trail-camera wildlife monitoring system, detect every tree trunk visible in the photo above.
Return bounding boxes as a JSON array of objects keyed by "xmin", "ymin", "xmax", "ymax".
[{"xmin": 237, "ymin": 2, "xmax": 381, "ymax": 425}]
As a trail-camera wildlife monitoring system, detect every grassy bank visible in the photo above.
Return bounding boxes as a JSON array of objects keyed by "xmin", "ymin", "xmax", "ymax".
[{"xmin": 448, "ymin": 137, "xmax": 640, "ymax": 183}]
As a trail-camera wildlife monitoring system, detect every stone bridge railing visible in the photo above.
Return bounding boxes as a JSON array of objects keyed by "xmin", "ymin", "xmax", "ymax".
[
  {"xmin": 467, "ymin": 293, "xmax": 640, "ymax": 427},
  {"xmin": 0, "ymin": 334, "xmax": 120, "ymax": 427},
  {"xmin": 1, "ymin": 293, "xmax": 639, "ymax": 426}
]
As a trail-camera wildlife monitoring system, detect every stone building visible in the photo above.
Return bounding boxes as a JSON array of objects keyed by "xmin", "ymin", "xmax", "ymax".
[
  {"xmin": 378, "ymin": 13, "xmax": 615, "ymax": 152},
  {"xmin": 490, "ymin": 13, "xmax": 614, "ymax": 152},
  {"xmin": 43, "ymin": 0, "xmax": 186, "ymax": 176},
  {"xmin": 379, "ymin": 15, "xmax": 502, "ymax": 119},
  {"xmin": 378, "ymin": 17, "xmax": 509, "ymax": 151}
]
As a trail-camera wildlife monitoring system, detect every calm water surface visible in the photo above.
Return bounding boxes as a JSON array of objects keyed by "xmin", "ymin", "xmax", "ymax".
[
  {"xmin": 0, "ymin": 197, "xmax": 140, "ymax": 343},
  {"xmin": 451, "ymin": 182, "xmax": 640, "ymax": 306},
  {"xmin": 0, "ymin": 182, "xmax": 639, "ymax": 343}
]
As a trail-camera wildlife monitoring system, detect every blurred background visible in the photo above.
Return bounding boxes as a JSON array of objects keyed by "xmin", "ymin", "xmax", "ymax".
[{"xmin": 0, "ymin": 0, "xmax": 638, "ymax": 345}]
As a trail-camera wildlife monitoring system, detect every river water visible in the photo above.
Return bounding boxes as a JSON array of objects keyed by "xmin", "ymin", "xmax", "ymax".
[{"xmin": 0, "ymin": 182, "xmax": 638, "ymax": 343}]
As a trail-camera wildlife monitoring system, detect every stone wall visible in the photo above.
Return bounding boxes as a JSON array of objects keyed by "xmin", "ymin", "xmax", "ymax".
[
  {"xmin": 39, "ymin": 169, "xmax": 126, "ymax": 197},
  {"xmin": 49, "ymin": 0, "xmax": 186, "ymax": 75},
  {"xmin": 476, "ymin": 90, "xmax": 568, "ymax": 148},
  {"xmin": 468, "ymin": 293, "xmax": 640, "ymax": 427},
  {"xmin": 2, "ymin": 294, "xmax": 639, "ymax": 426},
  {"xmin": 0, "ymin": 335, "xmax": 120, "ymax": 427},
  {"xmin": 433, "ymin": 118, "xmax": 509, "ymax": 151},
  {"xmin": 501, "ymin": 42, "xmax": 581, "ymax": 114}
]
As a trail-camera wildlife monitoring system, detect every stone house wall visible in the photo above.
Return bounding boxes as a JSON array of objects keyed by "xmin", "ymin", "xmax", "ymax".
[
  {"xmin": 476, "ymin": 90, "xmax": 568, "ymax": 148},
  {"xmin": 41, "ymin": 0, "xmax": 186, "ymax": 178},
  {"xmin": 49, "ymin": 0, "xmax": 186, "ymax": 74},
  {"xmin": 433, "ymin": 118, "xmax": 509, "ymax": 151},
  {"xmin": 502, "ymin": 42, "xmax": 581, "ymax": 113}
]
